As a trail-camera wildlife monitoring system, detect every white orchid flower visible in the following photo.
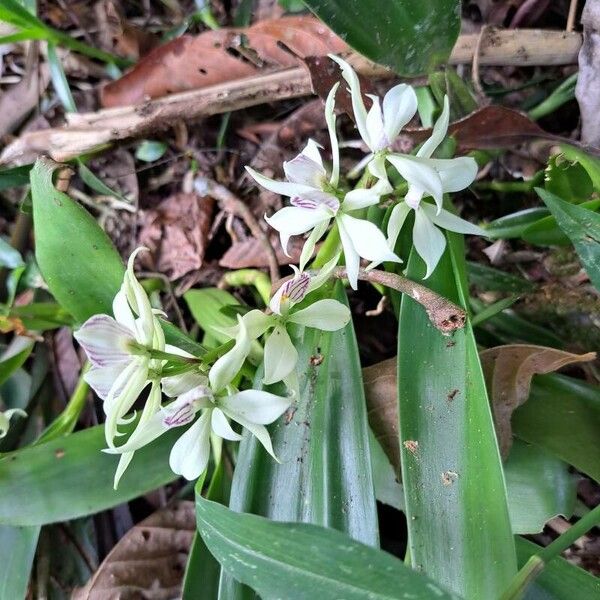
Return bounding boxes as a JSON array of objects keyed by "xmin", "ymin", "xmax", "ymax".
[
  {"xmin": 106, "ymin": 384, "xmax": 291, "ymax": 484},
  {"xmin": 328, "ymin": 54, "xmax": 418, "ymax": 182},
  {"xmin": 381, "ymin": 97, "xmax": 483, "ymax": 278},
  {"xmin": 0, "ymin": 408, "xmax": 27, "ymax": 438},
  {"xmin": 74, "ymin": 247, "xmax": 167, "ymax": 448},
  {"xmin": 246, "ymin": 84, "xmax": 399, "ymax": 289},
  {"xmin": 210, "ymin": 258, "xmax": 350, "ymax": 390}
]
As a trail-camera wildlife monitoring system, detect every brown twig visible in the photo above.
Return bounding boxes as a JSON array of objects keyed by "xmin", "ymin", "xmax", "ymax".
[
  {"xmin": 195, "ymin": 177, "xmax": 280, "ymax": 283},
  {"xmin": 472, "ymin": 25, "xmax": 490, "ymax": 104},
  {"xmin": 273, "ymin": 267, "xmax": 466, "ymax": 333},
  {"xmin": 567, "ymin": 0, "xmax": 579, "ymax": 32},
  {"xmin": 0, "ymin": 30, "xmax": 583, "ymax": 165}
]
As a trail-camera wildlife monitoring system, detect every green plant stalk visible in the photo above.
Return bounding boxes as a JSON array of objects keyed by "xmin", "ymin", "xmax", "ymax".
[
  {"xmin": 312, "ymin": 223, "xmax": 340, "ymax": 268},
  {"xmin": 528, "ymin": 73, "xmax": 577, "ymax": 121},
  {"xmin": 220, "ymin": 269, "xmax": 271, "ymax": 306},
  {"xmin": 501, "ymin": 503, "xmax": 600, "ymax": 600},
  {"xmin": 36, "ymin": 364, "xmax": 90, "ymax": 444}
]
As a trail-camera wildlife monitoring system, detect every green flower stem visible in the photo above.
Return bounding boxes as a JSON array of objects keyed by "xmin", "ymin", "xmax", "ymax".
[
  {"xmin": 220, "ymin": 269, "xmax": 271, "ymax": 306},
  {"xmin": 312, "ymin": 223, "xmax": 340, "ymax": 269},
  {"xmin": 500, "ymin": 504, "xmax": 600, "ymax": 600},
  {"xmin": 201, "ymin": 339, "xmax": 235, "ymax": 365},
  {"xmin": 36, "ymin": 363, "xmax": 90, "ymax": 444}
]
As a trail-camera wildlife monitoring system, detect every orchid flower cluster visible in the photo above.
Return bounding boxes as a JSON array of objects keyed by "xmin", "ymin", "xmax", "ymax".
[{"xmin": 75, "ymin": 56, "xmax": 485, "ymax": 488}]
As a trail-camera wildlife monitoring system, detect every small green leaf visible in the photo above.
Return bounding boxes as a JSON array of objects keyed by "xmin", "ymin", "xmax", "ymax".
[
  {"xmin": 544, "ymin": 153, "xmax": 593, "ymax": 202},
  {"xmin": 0, "ymin": 342, "xmax": 33, "ymax": 387},
  {"xmin": 47, "ymin": 42, "xmax": 76, "ymax": 112},
  {"xmin": 77, "ymin": 160, "xmax": 127, "ymax": 201},
  {"xmin": 196, "ymin": 496, "xmax": 456, "ymax": 600},
  {"xmin": 0, "ymin": 422, "xmax": 179, "ymax": 526},
  {"xmin": 0, "ymin": 165, "xmax": 32, "ymax": 191},
  {"xmin": 537, "ymin": 188, "xmax": 600, "ymax": 291},
  {"xmin": 471, "ymin": 295, "xmax": 520, "ymax": 327},
  {"xmin": 303, "ymin": 0, "xmax": 461, "ymax": 76},
  {"xmin": 486, "ymin": 208, "xmax": 550, "ymax": 240},
  {"xmin": 30, "ymin": 157, "xmax": 125, "ymax": 322},
  {"xmin": 135, "ymin": 140, "xmax": 168, "ymax": 162}
]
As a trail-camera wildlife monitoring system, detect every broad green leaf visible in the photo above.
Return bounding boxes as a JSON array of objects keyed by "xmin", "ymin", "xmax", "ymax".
[
  {"xmin": 544, "ymin": 153, "xmax": 593, "ymax": 202},
  {"xmin": 196, "ymin": 496, "xmax": 456, "ymax": 600},
  {"xmin": 516, "ymin": 537, "xmax": 600, "ymax": 599},
  {"xmin": 537, "ymin": 187, "xmax": 600, "ymax": 291},
  {"xmin": 505, "ymin": 441, "xmax": 576, "ymax": 535},
  {"xmin": 0, "ymin": 525, "xmax": 39, "ymax": 599},
  {"xmin": 30, "ymin": 157, "xmax": 124, "ymax": 322},
  {"xmin": 0, "ymin": 423, "xmax": 179, "ymax": 526},
  {"xmin": 303, "ymin": 0, "xmax": 461, "ymax": 76},
  {"xmin": 514, "ymin": 374, "xmax": 600, "ymax": 482},
  {"xmin": 9, "ymin": 302, "xmax": 74, "ymax": 331},
  {"xmin": 220, "ymin": 282, "xmax": 378, "ymax": 598},
  {"xmin": 184, "ymin": 287, "xmax": 239, "ymax": 346},
  {"xmin": 397, "ymin": 233, "xmax": 516, "ymax": 597}
]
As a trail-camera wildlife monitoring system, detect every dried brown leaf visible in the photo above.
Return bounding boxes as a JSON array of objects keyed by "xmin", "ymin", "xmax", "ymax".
[
  {"xmin": 137, "ymin": 192, "xmax": 214, "ymax": 281},
  {"xmin": 74, "ymin": 501, "xmax": 195, "ymax": 600},
  {"xmin": 101, "ymin": 16, "xmax": 348, "ymax": 107},
  {"xmin": 219, "ymin": 236, "xmax": 303, "ymax": 269},
  {"xmin": 363, "ymin": 357, "xmax": 399, "ymax": 473},
  {"xmin": 480, "ymin": 345, "xmax": 596, "ymax": 458}
]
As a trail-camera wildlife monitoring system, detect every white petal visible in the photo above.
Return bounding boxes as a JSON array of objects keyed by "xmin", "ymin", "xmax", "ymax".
[
  {"xmin": 383, "ymin": 83, "xmax": 418, "ymax": 143},
  {"xmin": 169, "ymin": 410, "xmax": 212, "ymax": 480},
  {"xmin": 241, "ymin": 310, "xmax": 274, "ymax": 340},
  {"xmin": 417, "ymin": 95, "xmax": 450, "ymax": 158},
  {"xmin": 367, "ymin": 153, "xmax": 389, "ymax": 183},
  {"xmin": 265, "ymin": 206, "xmax": 331, "ymax": 255},
  {"xmin": 162, "ymin": 389, "xmax": 211, "ymax": 427},
  {"xmin": 300, "ymin": 139, "xmax": 324, "ymax": 167},
  {"xmin": 85, "ymin": 364, "xmax": 128, "ymax": 400},
  {"xmin": 283, "ymin": 153, "xmax": 326, "ymax": 187},
  {"xmin": 386, "ymin": 154, "xmax": 443, "ymax": 209},
  {"xmin": 343, "ymin": 188, "xmax": 381, "ymax": 211},
  {"xmin": 426, "ymin": 156, "xmax": 478, "ymax": 193},
  {"xmin": 228, "ymin": 414, "xmax": 278, "ymax": 461},
  {"xmin": 337, "ymin": 216, "xmax": 361, "ymax": 290},
  {"xmin": 161, "ymin": 370, "xmax": 208, "ymax": 397},
  {"xmin": 288, "ymin": 299, "xmax": 351, "ymax": 331},
  {"xmin": 245, "ymin": 166, "xmax": 314, "ymax": 198},
  {"xmin": 365, "ymin": 94, "xmax": 386, "ymax": 151},
  {"xmin": 386, "ymin": 202, "xmax": 412, "ymax": 252},
  {"xmin": 337, "ymin": 214, "xmax": 401, "ymax": 264},
  {"xmin": 298, "ymin": 219, "xmax": 329, "ymax": 272},
  {"xmin": 209, "ymin": 315, "xmax": 251, "ymax": 392},
  {"xmin": 423, "ymin": 204, "xmax": 487, "ymax": 236},
  {"xmin": 413, "ymin": 208, "xmax": 447, "ymax": 279},
  {"xmin": 328, "ymin": 54, "xmax": 371, "ymax": 149},
  {"xmin": 0, "ymin": 409, "xmax": 26, "ymax": 438},
  {"xmin": 106, "ymin": 412, "xmax": 167, "ymax": 455},
  {"xmin": 74, "ymin": 315, "xmax": 134, "ymax": 368},
  {"xmin": 125, "ymin": 248, "xmax": 155, "ymax": 345},
  {"xmin": 306, "ymin": 252, "xmax": 341, "ymax": 294},
  {"xmin": 211, "ymin": 407, "xmax": 242, "ymax": 441},
  {"xmin": 112, "ymin": 288, "xmax": 136, "ymax": 332},
  {"xmin": 263, "ymin": 326, "xmax": 298, "ymax": 385},
  {"xmin": 325, "ymin": 82, "xmax": 340, "ymax": 186},
  {"xmin": 220, "ymin": 389, "xmax": 291, "ymax": 425}
]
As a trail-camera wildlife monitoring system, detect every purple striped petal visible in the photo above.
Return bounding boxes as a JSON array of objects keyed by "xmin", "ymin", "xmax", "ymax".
[{"xmin": 74, "ymin": 315, "xmax": 135, "ymax": 368}]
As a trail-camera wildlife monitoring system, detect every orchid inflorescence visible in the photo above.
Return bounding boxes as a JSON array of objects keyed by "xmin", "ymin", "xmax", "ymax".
[{"xmin": 75, "ymin": 56, "xmax": 485, "ymax": 487}]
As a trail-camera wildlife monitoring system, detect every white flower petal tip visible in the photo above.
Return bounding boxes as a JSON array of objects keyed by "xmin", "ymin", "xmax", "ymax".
[
  {"xmin": 220, "ymin": 389, "xmax": 291, "ymax": 425},
  {"xmin": 0, "ymin": 408, "xmax": 27, "ymax": 438},
  {"xmin": 288, "ymin": 299, "xmax": 351, "ymax": 331}
]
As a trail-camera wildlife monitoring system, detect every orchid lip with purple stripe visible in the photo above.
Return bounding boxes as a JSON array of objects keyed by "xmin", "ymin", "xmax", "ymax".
[
  {"xmin": 163, "ymin": 402, "xmax": 197, "ymax": 428},
  {"xmin": 282, "ymin": 272, "xmax": 310, "ymax": 303},
  {"xmin": 290, "ymin": 195, "xmax": 339, "ymax": 212}
]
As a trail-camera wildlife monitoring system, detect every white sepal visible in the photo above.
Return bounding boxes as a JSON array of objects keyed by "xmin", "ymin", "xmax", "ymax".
[
  {"xmin": 412, "ymin": 207, "xmax": 447, "ymax": 279},
  {"xmin": 169, "ymin": 409, "xmax": 212, "ymax": 480},
  {"xmin": 211, "ymin": 407, "xmax": 242, "ymax": 441},
  {"xmin": 263, "ymin": 325, "xmax": 298, "ymax": 385},
  {"xmin": 386, "ymin": 202, "xmax": 412, "ymax": 252},
  {"xmin": 219, "ymin": 388, "xmax": 291, "ymax": 424},
  {"xmin": 245, "ymin": 166, "xmax": 314, "ymax": 198},
  {"xmin": 422, "ymin": 203, "xmax": 487, "ymax": 237},
  {"xmin": 288, "ymin": 299, "xmax": 351, "ymax": 331},
  {"xmin": 209, "ymin": 315, "xmax": 251, "ymax": 392}
]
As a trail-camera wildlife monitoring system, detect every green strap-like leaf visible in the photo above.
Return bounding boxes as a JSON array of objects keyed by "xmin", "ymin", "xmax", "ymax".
[
  {"xmin": 537, "ymin": 187, "xmax": 600, "ymax": 291},
  {"xmin": 30, "ymin": 158, "xmax": 124, "ymax": 322},
  {"xmin": 303, "ymin": 0, "xmax": 461, "ymax": 76},
  {"xmin": 0, "ymin": 423, "xmax": 179, "ymax": 526},
  {"xmin": 196, "ymin": 495, "xmax": 457, "ymax": 600},
  {"xmin": 397, "ymin": 233, "xmax": 517, "ymax": 597},
  {"xmin": 0, "ymin": 524, "xmax": 40, "ymax": 599},
  {"xmin": 219, "ymin": 282, "xmax": 378, "ymax": 598}
]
